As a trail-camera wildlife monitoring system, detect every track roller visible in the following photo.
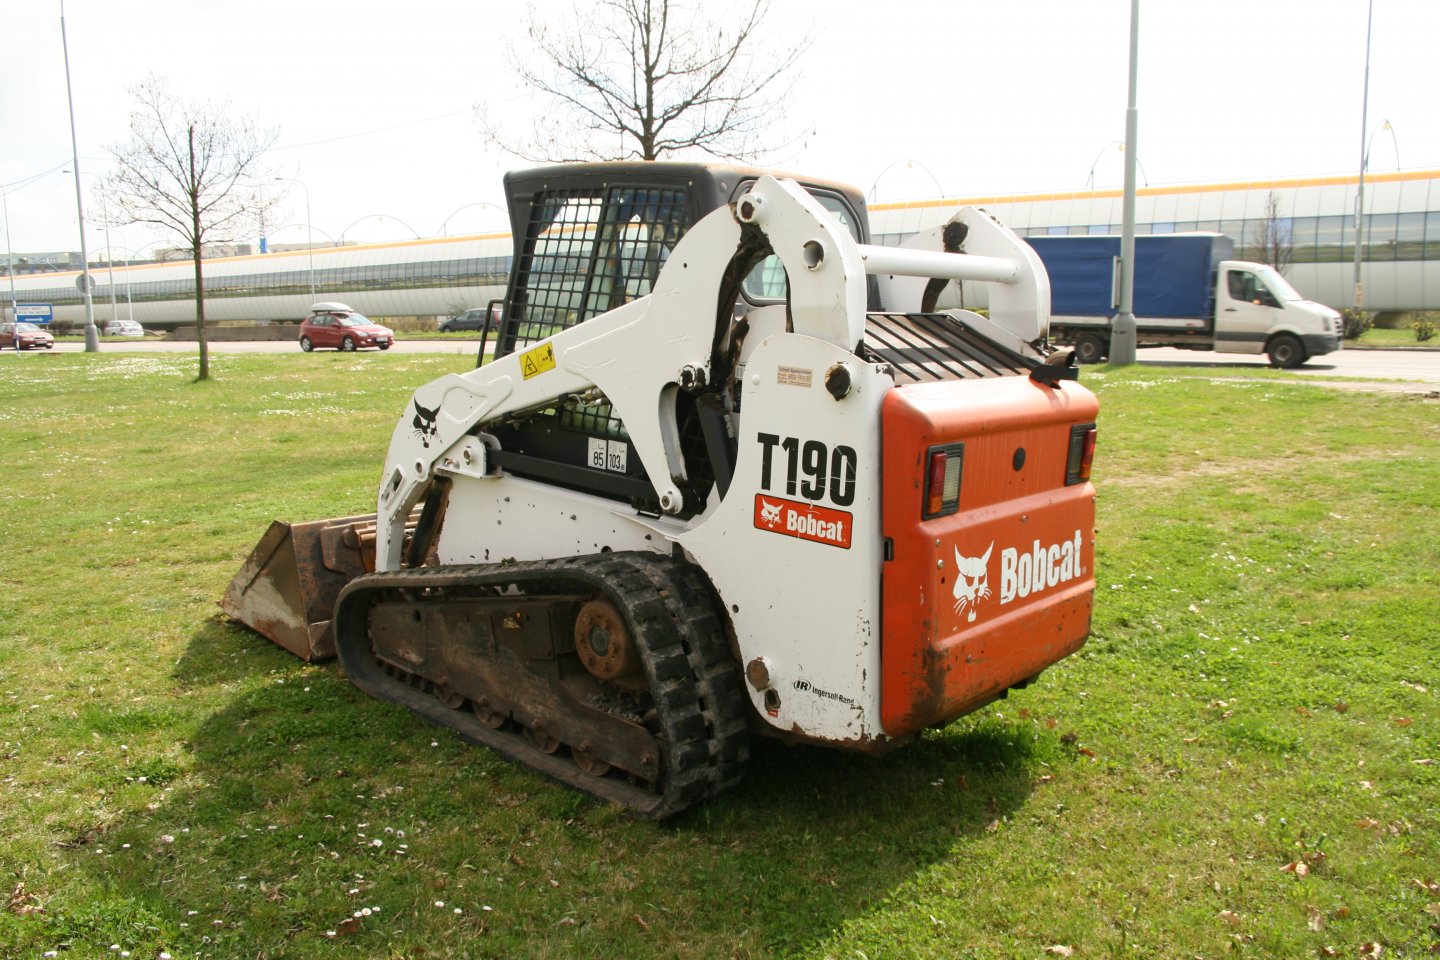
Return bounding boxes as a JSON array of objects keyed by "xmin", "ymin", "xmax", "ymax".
[{"xmin": 332, "ymin": 552, "xmax": 750, "ymax": 819}]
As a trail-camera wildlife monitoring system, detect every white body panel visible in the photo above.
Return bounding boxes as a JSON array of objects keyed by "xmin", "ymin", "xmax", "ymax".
[
  {"xmin": 371, "ymin": 176, "xmax": 1046, "ymax": 745},
  {"xmin": 676, "ymin": 334, "xmax": 889, "ymax": 740}
]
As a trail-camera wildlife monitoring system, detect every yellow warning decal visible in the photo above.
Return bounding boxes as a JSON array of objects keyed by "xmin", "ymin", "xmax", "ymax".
[{"xmin": 520, "ymin": 342, "xmax": 556, "ymax": 380}]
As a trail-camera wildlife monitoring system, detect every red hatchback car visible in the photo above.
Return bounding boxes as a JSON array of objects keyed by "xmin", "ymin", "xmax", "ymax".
[
  {"xmin": 1, "ymin": 322, "xmax": 55, "ymax": 350},
  {"xmin": 298, "ymin": 303, "xmax": 394, "ymax": 352}
]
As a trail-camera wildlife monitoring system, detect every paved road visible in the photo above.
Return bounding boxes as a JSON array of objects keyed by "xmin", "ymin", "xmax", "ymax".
[
  {"xmin": 1131, "ymin": 345, "xmax": 1440, "ymax": 391},
  {"xmin": 44, "ymin": 337, "xmax": 487, "ymax": 357},
  {"xmin": 34, "ymin": 338, "xmax": 1440, "ymax": 390}
]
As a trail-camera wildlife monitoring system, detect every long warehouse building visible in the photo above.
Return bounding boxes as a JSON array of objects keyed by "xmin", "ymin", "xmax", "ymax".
[{"xmin": 5, "ymin": 169, "xmax": 1436, "ymax": 329}]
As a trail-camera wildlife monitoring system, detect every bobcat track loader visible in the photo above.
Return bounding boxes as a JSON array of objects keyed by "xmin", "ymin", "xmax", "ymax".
[{"xmin": 223, "ymin": 163, "xmax": 1099, "ymax": 818}]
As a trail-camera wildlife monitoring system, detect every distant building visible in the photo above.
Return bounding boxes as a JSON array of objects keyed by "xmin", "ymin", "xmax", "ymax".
[{"xmin": 155, "ymin": 243, "xmax": 255, "ymax": 261}]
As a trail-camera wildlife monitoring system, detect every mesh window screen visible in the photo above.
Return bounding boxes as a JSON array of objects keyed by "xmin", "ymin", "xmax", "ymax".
[{"xmin": 512, "ymin": 186, "xmax": 689, "ymax": 338}]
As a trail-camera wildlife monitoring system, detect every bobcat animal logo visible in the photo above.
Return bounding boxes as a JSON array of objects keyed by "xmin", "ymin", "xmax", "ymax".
[
  {"xmin": 952, "ymin": 543, "xmax": 993, "ymax": 623},
  {"xmin": 758, "ymin": 499, "xmax": 782, "ymax": 527},
  {"xmin": 412, "ymin": 399, "xmax": 440, "ymax": 448}
]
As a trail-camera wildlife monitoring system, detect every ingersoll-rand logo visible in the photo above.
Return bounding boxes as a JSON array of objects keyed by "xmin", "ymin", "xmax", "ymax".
[{"xmin": 953, "ymin": 530, "xmax": 1085, "ymax": 622}]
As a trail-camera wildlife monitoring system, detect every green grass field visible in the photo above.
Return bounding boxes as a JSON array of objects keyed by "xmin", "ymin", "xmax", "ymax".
[{"xmin": 1, "ymin": 353, "xmax": 1436, "ymax": 959}]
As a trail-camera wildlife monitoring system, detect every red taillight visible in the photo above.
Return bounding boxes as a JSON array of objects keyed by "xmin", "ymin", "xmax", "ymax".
[
  {"xmin": 1066, "ymin": 423, "xmax": 1097, "ymax": 485},
  {"xmin": 923, "ymin": 444, "xmax": 965, "ymax": 518}
]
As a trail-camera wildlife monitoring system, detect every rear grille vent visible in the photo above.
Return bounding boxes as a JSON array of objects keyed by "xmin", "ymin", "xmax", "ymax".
[{"xmin": 862, "ymin": 312, "xmax": 1037, "ymax": 382}]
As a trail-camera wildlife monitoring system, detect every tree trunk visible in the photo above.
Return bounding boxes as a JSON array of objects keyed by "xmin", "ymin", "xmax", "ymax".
[{"xmin": 189, "ymin": 124, "xmax": 209, "ymax": 381}]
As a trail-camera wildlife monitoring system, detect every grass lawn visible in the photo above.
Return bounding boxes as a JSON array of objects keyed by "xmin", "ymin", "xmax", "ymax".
[
  {"xmin": 1, "ymin": 353, "xmax": 1436, "ymax": 959},
  {"xmin": 1352, "ymin": 326, "xmax": 1439, "ymax": 350}
]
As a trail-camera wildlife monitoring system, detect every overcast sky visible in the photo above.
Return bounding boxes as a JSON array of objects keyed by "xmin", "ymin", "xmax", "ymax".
[{"xmin": 3, "ymin": 0, "xmax": 1436, "ymax": 257}]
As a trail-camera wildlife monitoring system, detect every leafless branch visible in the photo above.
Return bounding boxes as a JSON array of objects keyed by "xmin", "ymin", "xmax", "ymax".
[
  {"xmin": 482, "ymin": 0, "xmax": 809, "ymax": 163},
  {"xmin": 102, "ymin": 74, "xmax": 279, "ymax": 379},
  {"xmin": 1248, "ymin": 190, "xmax": 1293, "ymax": 276}
]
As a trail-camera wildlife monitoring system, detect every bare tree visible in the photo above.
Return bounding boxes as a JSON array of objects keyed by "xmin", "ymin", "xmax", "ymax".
[
  {"xmin": 486, "ymin": 0, "xmax": 808, "ymax": 163},
  {"xmin": 103, "ymin": 75, "xmax": 278, "ymax": 380},
  {"xmin": 1248, "ymin": 190, "xmax": 1293, "ymax": 276}
]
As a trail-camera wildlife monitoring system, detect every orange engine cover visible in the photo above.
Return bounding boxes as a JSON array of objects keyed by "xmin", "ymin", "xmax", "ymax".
[{"xmin": 880, "ymin": 376, "xmax": 1099, "ymax": 738}]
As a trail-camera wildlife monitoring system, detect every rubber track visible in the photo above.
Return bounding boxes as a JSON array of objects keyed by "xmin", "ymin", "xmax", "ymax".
[{"xmin": 332, "ymin": 552, "xmax": 750, "ymax": 819}]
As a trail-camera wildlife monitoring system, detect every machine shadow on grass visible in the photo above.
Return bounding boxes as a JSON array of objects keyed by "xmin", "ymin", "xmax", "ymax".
[{"xmin": 57, "ymin": 620, "xmax": 1047, "ymax": 956}]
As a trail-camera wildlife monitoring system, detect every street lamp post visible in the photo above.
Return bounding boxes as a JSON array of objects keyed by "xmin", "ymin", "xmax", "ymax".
[
  {"xmin": 1, "ymin": 185, "xmax": 17, "ymax": 346},
  {"xmin": 68, "ymin": 169, "xmax": 120, "ymax": 330},
  {"xmin": 1109, "ymin": 0, "xmax": 1141, "ymax": 367},
  {"xmin": 60, "ymin": 0, "xmax": 98, "ymax": 352},
  {"xmin": 95, "ymin": 245, "xmax": 140, "ymax": 325},
  {"xmin": 1352, "ymin": 0, "xmax": 1375, "ymax": 310},
  {"xmin": 274, "ymin": 177, "xmax": 316, "ymax": 300}
]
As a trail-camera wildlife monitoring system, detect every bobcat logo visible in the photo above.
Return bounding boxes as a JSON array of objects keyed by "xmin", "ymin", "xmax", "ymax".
[
  {"xmin": 412, "ymin": 399, "xmax": 440, "ymax": 448},
  {"xmin": 952, "ymin": 543, "xmax": 993, "ymax": 623},
  {"xmin": 758, "ymin": 499, "xmax": 782, "ymax": 527}
]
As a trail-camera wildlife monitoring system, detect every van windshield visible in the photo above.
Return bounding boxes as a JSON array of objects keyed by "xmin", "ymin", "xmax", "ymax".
[{"xmin": 1253, "ymin": 265, "xmax": 1304, "ymax": 302}]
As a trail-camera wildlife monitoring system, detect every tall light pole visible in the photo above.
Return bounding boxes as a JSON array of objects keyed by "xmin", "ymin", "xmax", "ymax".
[
  {"xmin": 68, "ymin": 169, "xmax": 116, "ymax": 329},
  {"xmin": 274, "ymin": 177, "xmax": 316, "ymax": 300},
  {"xmin": 60, "ymin": 0, "xmax": 98, "ymax": 352},
  {"xmin": 1351, "ymin": 0, "xmax": 1374, "ymax": 310},
  {"xmin": 93, "ymin": 245, "xmax": 137, "ymax": 326},
  {"xmin": 1, "ymin": 185, "xmax": 17, "ymax": 341},
  {"xmin": 1109, "ymin": 0, "xmax": 1141, "ymax": 366}
]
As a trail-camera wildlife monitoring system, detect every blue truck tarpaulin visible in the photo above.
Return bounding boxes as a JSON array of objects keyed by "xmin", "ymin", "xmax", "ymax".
[{"xmin": 1025, "ymin": 234, "xmax": 1233, "ymax": 321}]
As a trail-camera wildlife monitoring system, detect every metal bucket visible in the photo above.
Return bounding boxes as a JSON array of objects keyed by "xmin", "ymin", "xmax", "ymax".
[{"xmin": 221, "ymin": 513, "xmax": 392, "ymax": 661}]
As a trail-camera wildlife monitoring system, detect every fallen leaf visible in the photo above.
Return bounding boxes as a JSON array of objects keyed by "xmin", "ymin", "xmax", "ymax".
[
  {"xmin": 1019, "ymin": 709, "xmax": 1031, "ymax": 720},
  {"xmin": 6, "ymin": 882, "xmax": 42, "ymax": 916},
  {"xmin": 1059, "ymin": 732, "xmax": 1078, "ymax": 746},
  {"xmin": 632, "ymin": 914, "xmax": 650, "ymax": 933},
  {"xmin": 1333, "ymin": 701, "xmax": 1350, "ymax": 714},
  {"xmin": 1401, "ymin": 681, "xmax": 1428, "ymax": 693},
  {"xmin": 1394, "ymin": 717, "xmax": 1414, "ymax": 727},
  {"xmin": 1035, "ymin": 774, "xmax": 1054, "ymax": 784},
  {"xmin": 1414, "ymin": 759, "xmax": 1436, "ymax": 766},
  {"xmin": 1078, "ymin": 747, "xmax": 1097, "ymax": 758},
  {"xmin": 1354, "ymin": 819, "xmax": 1380, "ymax": 830},
  {"xmin": 1319, "ymin": 948, "xmax": 1338, "ymax": 958},
  {"xmin": 985, "ymin": 819, "xmax": 1000, "ymax": 833},
  {"xmin": 1414, "ymin": 880, "xmax": 1440, "ymax": 896},
  {"xmin": 1219, "ymin": 909, "xmax": 1241, "ymax": 926},
  {"xmin": 1296, "ymin": 706, "xmax": 1314, "ymax": 718},
  {"xmin": 1282, "ymin": 861, "xmax": 1310, "ymax": 878},
  {"xmin": 1045, "ymin": 946, "xmax": 1074, "ymax": 957},
  {"xmin": 1188, "ymin": 603, "xmax": 1201, "ymax": 614},
  {"xmin": 1306, "ymin": 904, "xmax": 1325, "ymax": 932},
  {"xmin": 1334, "ymin": 906, "xmax": 1351, "ymax": 920},
  {"xmin": 1183, "ymin": 736, "xmax": 1200, "ymax": 743},
  {"xmin": 335, "ymin": 917, "xmax": 361, "ymax": 936},
  {"xmin": 1359, "ymin": 942, "xmax": 1383, "ymax": 958},
  {"xmin": 1045, "ymin": 717, "xmax": 1058, "ymax": 729}
]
